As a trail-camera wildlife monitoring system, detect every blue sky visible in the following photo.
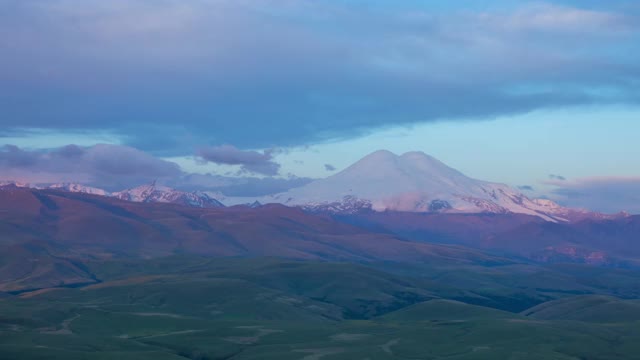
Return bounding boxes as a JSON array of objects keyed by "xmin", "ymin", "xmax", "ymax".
[{"xmin": 1, "ymin": 0, "xmax": 639, "ymax": 212}]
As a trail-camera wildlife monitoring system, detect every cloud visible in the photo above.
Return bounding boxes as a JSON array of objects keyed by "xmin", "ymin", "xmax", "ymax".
[
  {"xmin": 85, "ymin": 144, "xmax": 182, "ymax": 178},
  {"xmin": 0, "ymin": 143, "xmax": 309, "ymax": 195},
  {"xmin": 549, "ymin": 174, "xmax": 567, "ymax": 181},
  {"xmin": 196, "ymin": 145, "xmax": 281, "ymax": 176},
  {"xmin": 53, "ymin": 144, "xmax": 86, "ymax": 158},
  {"xmin": 0, "ymin": 145, "xmax": 40, "ymax": 167},
  {"xmin": 548, "ymin": 177, "xmax": 640, "ymax": 214},
  {"xmin": 0, "ymin": 144, "xmax": 182, "ymax": 190},
  {"xmin": 1, "ymin": 1, "xmax": 639, "ymax": 153},
  {"xmin": 324, "ymin": 164, "xmax": 336, "ymax": 172},
  {"xmin": 517, "ymin": 185, "xmax": 534, "ymax": 191},
  {"xmin": 482, "ymin": 3, "xmax": 633, "ymax": 33}
]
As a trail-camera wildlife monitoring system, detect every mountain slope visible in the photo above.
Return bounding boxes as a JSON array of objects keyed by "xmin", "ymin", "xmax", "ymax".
[
  {"xmin": 381, "ymin": 299, "xmax": 519, "ymax": 322},
  {"xmin": 0, "ymin": 187, "xmax": 513, "ymax": 291},
  {"xmin": 0, "ymin": 241, "xmax": 97, "ymax": 292},
  {"xmin": 336, "ymin": 211, "xmax": 640, "ymax": 265},
  {"xmin": 523, "ymin": 295, "xmax": 640, "ymax": 323}
]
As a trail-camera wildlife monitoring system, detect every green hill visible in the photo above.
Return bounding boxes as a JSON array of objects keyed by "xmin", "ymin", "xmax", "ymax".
[
  {"xmin": 2, "ymin": 257, "xmax": 640, "ymax": 359},
  {"xmin": 523, "ymin": 295, "xmax": 640, "ymax": 323},
  {"xmin": 380, "ymin": 299, "xmax": 519, "ymax": 322}
]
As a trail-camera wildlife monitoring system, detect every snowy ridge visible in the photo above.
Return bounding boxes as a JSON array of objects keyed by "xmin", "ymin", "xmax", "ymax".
[
  {"xmin": 300, "ymin": 196, "xmax": 373, "ymax": 214},
  {"xmin": 0, "ymin": 181, "xmax": 225, "ymax": 209},
  {"xmin": 0, "ymin": 181, "xmax": 31, "ymax": 188},
  {"xmin": 113, "ymin": 182, "xmax": 224, "ymax": 208},
  {"xmin": 48, "ymin": 183, "xmax": 109, "ymax": 196}
]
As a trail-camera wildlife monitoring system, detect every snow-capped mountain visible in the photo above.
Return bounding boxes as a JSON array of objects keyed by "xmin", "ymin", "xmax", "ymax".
[
  {"xmin": 0, "ymin": 181, "xmax": 225, "ymax": 209},
  {"xmin": 259, "ymin": 150, "xmax": 603, "ymax": 222},
  {"xmin": 0, "ymin": 181, "xmax": 30, "ymax": 188},
  {"xmin": 48, "ymin": 183, "xmax": 110, "ymax": 196},
  {"xmin": 113, "ymin": 182, "xmax": 224, "ymax": 208}
]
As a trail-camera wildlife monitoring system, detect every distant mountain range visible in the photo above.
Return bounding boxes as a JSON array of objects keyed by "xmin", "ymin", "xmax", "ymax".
[
  {"xmin": 0, "ymin": 150, "xmax": 626, "ymax": 221},
  {"xmin": 0, "ymin": 181, "xmax": 225, "ymax": 209}
]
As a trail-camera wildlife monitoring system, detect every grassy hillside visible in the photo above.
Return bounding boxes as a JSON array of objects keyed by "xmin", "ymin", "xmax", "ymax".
[
  {"xmin": 523, "ymin": 295, "xmax": 640, "ymax": 323},
  {"xmin": 380, "ymin": 299, "xmax": 519, "ymax": 322},
  {"xmin": 1, "ymin": 257, "xmax": 640, "ymax": 359}
]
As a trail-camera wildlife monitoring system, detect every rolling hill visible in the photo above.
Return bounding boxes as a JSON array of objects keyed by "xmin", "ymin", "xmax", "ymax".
[
  {"xmin": 339, "ymin": 211, "xmax": 640, "ymax": 266},
  {"xmin": 2, "ymin": 257, "xmax": 640, "ymax": 359},
  {"xmin": 522, "ymin": 295, "xmax": 640, "ymax": 323}
]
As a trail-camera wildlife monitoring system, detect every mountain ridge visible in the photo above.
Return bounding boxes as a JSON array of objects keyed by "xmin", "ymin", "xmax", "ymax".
[{"xmin": 0, "ymin": 150, "xmax": 623, "ymax": 221}]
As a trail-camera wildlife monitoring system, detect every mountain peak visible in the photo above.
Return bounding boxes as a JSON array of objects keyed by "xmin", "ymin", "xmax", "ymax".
[
  {"xmin": 353, "ymin": 150, "xmax": 398, "ymax": 165},
  {"xmin": 341, "ymin": 149, "xmax": 465, "ymax": 181},
  {"xmin": 357, "ymin": 150, "xmax": 440, "ymax": 162},
  {"xmin": 367, "ymin": 149, "xmax": 397, "ymax": 157}
]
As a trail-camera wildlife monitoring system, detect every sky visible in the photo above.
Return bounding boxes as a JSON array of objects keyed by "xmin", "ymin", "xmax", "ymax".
[{"xmin": 0, "ymin": 0, "xmax": 639, "ymax": 213}]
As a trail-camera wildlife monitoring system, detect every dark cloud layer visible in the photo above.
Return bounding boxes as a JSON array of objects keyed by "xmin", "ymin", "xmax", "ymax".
[
  {"xmin": 324, "ymin": 164, "xmax": 336, "ymax": 172},
  {"xmin": 0, "ymin": 145, "xmax": 40, "ymax": 167},
  {"xmin": 196, "ymin": 145, "xmax": 280, "ymax": 176},
  {"xmin": 1, "ymin": 1, "xmax": 639, "ymax": 154},
  {"xmin": 549, "ymin": 174, "xmax": 567, "ymax": 181}
]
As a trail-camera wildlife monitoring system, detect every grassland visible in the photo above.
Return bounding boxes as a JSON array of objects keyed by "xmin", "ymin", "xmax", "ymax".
[{"xmin": 1, "ymin": 257, "xmax": 640, "ymax": 359}]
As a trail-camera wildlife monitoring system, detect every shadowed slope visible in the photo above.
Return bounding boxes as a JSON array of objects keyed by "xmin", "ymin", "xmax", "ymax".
[
  {"xmin": 523, "ymin": 295, "xmax": 640, "ymax": 323},
  {"xmin": 339, "ymin": 211, "xmax": 640, "ymax": 266},
  {"xmin": 380, "ymin": 299, "xmax": 519, "ymax": 322},
  {"xmin": 0, "ymin": 188, "xmax": 511, "ymax": 292}
]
